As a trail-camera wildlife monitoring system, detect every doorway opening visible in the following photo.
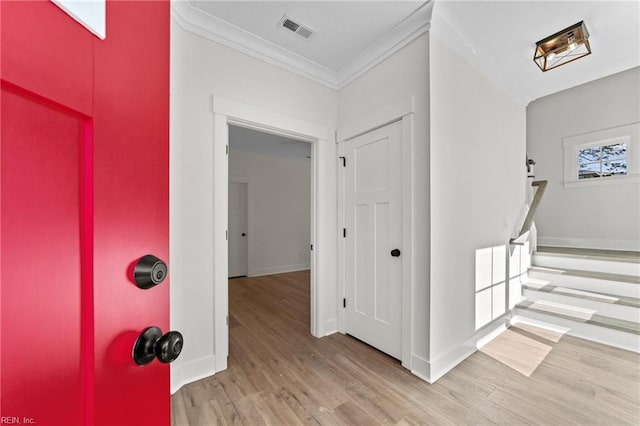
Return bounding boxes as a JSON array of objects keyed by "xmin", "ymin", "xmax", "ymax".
[
  {"xmin": 211, "ymin": 95, "xmax": 329, "ymax": 373},
  {"xmin": 227, "ymin": 124, "xmax": 313, "ymax": 365},
  {"xmin": 227, "ymin": 124, "xmax": 312, "ymax": 280}
]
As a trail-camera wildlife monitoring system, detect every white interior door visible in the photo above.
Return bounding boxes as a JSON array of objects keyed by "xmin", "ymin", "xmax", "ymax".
[
  {"xmin": 343, "ymin": 120, "xmax": 403, "ymax": 359},
  {"xmin": 228, "ymin": 181, "xmax": 248, "ymax": 277}
]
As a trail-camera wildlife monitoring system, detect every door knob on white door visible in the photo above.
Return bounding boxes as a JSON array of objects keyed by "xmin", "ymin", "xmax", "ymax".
[{"xmin": 391, "ymin": 249, "xmax": 401, "ymax": 257}]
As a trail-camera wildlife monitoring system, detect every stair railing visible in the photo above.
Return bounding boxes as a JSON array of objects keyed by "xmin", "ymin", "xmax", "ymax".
[{"xmin": 510, "ymin": 180, "xmax": 548, "ymax": 245}]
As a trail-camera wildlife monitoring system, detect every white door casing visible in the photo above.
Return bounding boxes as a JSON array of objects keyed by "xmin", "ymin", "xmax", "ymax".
[
  {"xmin": 228, "ymin": 181, "xmax": 248, "ymax": 277},
  {"xmin": 342, "ymin": 120, "xmax": 403, "ymax": 359},
  {"xmin": 211, "ymin": 95, "xmax": 330, "ymax": 374}
]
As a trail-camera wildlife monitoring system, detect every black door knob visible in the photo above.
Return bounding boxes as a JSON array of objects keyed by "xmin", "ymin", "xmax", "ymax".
[
  {"xmin": 241, "ymin": 233, "xmax": 246, "ymax": 237},
  {"xmin": 391, "ymin": 249, "xmax": 401, "ymax": 257},
  {"xmin": 133, "ymin": 255, "xmax": 167, "ymax": 289},
  {"xmin": 133, "ymin": 326, "xmax": 184, "ymax": 365},
  {"xmin": 156, "ymin": 331, "xmax": 184, "ymax": 363}
]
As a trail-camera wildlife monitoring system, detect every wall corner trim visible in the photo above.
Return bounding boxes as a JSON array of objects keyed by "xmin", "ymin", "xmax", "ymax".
[
  {"xmin": 171, "ymin": 355, "xmax": 217, "ymax": 394},
  {"xmin": 324, "ymin": 319, "xmax": 338, "ymax": 337},
  {"xmin": 410, "ymin": 354, "xmax": 431, "ymax": 383}
]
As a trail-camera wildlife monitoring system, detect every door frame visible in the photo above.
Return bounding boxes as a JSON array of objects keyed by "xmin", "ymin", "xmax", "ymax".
[
  {"xmin": 228, "ymin": 177, "xmax": 250, "ymax": 277},
  {"xmin": 337, "ymin": 96, "xmax": 415, "ymax": 369},
  {"xmin": 211, "ymin": 95, "xmax": 329, "ymax": 372}
]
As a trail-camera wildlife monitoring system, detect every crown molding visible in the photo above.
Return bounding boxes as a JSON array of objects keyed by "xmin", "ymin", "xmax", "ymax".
[
  {"xmin": 171, "ymin": 1, "xmax": 339, "ymax": 88},
  {"xmin": 171, "ymin": 1, "xmax": 433, "ymax": 91},
  {"xmin": 338, "ymin": 1, "xmax": 433, "ymax": 89},
  {"xmin": 430, "ymin": 4, "xmax": 532, "ymax": 107}
]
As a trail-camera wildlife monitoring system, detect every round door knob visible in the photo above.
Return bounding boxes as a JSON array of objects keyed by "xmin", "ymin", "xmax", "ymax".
[
  {"xmin": 133, "ymin": 326, "xmax": 184, "ymax": 365},
  {"xmin": 156, "ymin": 331, "xmax": 184, "ymax": 363},
  {"xmin": 133, "ymin": 255, "xmax": 168, "ymax": 289},
  {"xmin": 241, "ymin": 233, "xmax": 246, "ymax": 237},
  {"xmin": 391, "ymin": 249, "xmax": 401, "ymax": 257}
]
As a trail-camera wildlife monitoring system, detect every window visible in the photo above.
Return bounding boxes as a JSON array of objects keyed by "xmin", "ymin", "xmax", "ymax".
[
  {"xmin": 562, "ymin": 122, "xmax": 639, "ymax": 188},
  {"xmin": 578, "ymin": 140, "xmax": 627, "ymax": 180}
]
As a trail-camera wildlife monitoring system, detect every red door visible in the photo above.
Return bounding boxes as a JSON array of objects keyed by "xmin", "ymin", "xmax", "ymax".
[{"xmin": 1, "ymin": 1, "xmax": 171, "ymax": 425}]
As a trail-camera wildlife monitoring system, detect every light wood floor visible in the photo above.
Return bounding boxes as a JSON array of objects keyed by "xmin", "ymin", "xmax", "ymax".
[{"xmin": 172, "ymin": 271, "xmax": 640, "ymax": 425}]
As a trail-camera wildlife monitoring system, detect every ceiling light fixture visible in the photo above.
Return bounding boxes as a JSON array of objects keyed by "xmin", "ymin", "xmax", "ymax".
[{"xmin": 534, "ymin": 21, "xmax": 591, "ymax": 72}]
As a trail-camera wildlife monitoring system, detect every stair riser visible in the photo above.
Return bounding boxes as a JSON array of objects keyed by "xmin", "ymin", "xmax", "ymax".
[
  {"xmin": 528, "ymin": 270, "xmax": 640, "ymax": 298},
  {"xmin": 522, "ymin": 289, "xmax": 640, "ymax": 322},
  {"xmin": 512, "ymin": 311, "xmax": 640, "ymax": 353},
  {"xmin": 532, "ymin": 254, "xmax": 640, "ymax": 276}
]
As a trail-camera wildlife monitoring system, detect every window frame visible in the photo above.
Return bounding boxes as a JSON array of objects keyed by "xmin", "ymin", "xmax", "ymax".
[{"xmin": 562, "ymin": 122, "xmax": 640, "ymax": 189}]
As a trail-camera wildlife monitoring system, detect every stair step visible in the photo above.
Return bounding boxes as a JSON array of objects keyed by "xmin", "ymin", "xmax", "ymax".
[
  {"xmin": 522, "ymin": 281, "xmax": 640, "ymax": 308},
  {"xmin": 510, "ymin": 312, "xmax": 640, "ymax": 353},
  {"xmin": 536, "ymin": 246, "xmax": 640, "ymax": 263},
  {"xmin": 528, "ymin": 266, "xmax": 640, "ymax": 284},
  {"xmin": 528, "ymin": 266, "xmax": 640, "ymax": 298},
  {"xmin": 516, "ymin": 300, "xmax": 640, "ymax": 335},
  {"xmin": 533, "ymin": 247, "xmax": 640, "ymax": 276}
]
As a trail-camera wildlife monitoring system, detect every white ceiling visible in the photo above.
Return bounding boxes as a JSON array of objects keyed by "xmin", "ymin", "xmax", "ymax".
[
  {"xmin": 433, "ymin": 1, "xmax": 640, "ymax": 104},
  {"xmin": 172, "ymin": 0, "xmax": 432, "ymax": 88},
  {"xmin": 174, "ymin": 1, "xmax": 640, "ymax": 105},
  {"xmin": 190, "ymin": 1, "xmax": 425, "ymax": 72},
  {"xmin": 229, "ymin": 125, "xmax": 311, "ymax": 160}
]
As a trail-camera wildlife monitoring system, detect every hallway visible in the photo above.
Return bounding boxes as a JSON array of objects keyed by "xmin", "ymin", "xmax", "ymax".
[{"xmin": 171, "ymin": 271, "xmax": 640, "ymax": 425}]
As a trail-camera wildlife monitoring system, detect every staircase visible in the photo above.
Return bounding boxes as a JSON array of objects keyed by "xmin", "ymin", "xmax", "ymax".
[{"xmin": 513, "ymin": 246, "xmax": 640, "ymax": 352}]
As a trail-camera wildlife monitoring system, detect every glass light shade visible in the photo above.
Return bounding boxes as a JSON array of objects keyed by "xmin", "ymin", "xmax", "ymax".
[{"xmin": 534, "ymin": 21, "xmax": 591, "ymax": 72}]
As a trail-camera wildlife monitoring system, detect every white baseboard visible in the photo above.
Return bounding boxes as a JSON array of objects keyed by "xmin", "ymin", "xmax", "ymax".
[
  {"xmin": 410, "ymin": 354, "xmax": 431, "ymax": 382},
  {"xmin": 420, "ymin": 318, "xmax": 510, "ymax": 384},
  {"xmin": 537, "ymin": 237, "xmax": 640, "ymax": 252},
  {"xmin": 323, "ymin": 318, "xmax": 338, "ymax": 336},
  {"xmin": 248, "ymin": 263, "xmax": 310, "ymax": 277},
  {"xmin": 171, "ymin": 355, "xmax": 217, "ymax": 394}
]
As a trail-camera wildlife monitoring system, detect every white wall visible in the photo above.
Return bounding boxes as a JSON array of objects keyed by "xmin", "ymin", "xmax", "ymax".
[
  {"xmin": 527, "ymin": 67, "xmax": 640, "ymax": 250},
  {"xmin": 170, "ymin": 21, "xmax": 338, "ymax": 392},
  {"xmin": 229, "ymin": 149, "xmax": 311, "ymax": 276},
  {"xmin": 429, "ymin": 33, "xmax": 527, "ymax": 380},
  {"xmin": 337, "ymin": 34, "xmax": 431, "ymax": 374}
]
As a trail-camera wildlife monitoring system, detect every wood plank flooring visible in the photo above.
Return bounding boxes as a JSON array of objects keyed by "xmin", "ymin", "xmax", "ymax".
[{"xmin": 172, "ymin": 271, "xmax": 640, "ymax": 425}]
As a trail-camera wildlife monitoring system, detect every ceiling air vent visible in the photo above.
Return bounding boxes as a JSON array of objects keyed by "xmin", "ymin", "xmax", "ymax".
[{"xmin": 279, "ymin": 15, "xmax": 315, "ymax": 40}]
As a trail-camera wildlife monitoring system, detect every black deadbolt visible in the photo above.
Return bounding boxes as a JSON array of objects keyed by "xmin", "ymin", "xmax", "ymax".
[
  {"xmin": 391, "ymin": 249, "xmax": 401, "ymax": 257},
  {"xmin": 133, "ymin": 255, "xmax": 167, "ymax": 289},
  {"xmin": 133, "ymin": 326, "xmax": 184, "ymax": 365}
]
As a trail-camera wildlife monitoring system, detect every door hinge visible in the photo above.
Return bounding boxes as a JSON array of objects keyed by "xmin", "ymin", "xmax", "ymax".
[
  {"xmin": 343, "ymin": 228, "xmax": 347, "ymax": 238},
  {"xmin": 226, "ymin": 230, "xmax": 228, "ymax": 240},
  {"xmin": 310, "ymin": 244, "xmax": 314, "ymax": 251},
  {"xmin": 339, "ymin": 156, "xmax": 346, "ymax": 167},
  {"xmin": 343, "ymin": 298, "xmax": 346, "ymax": 308},
  {"xmin": 226, "ymin": 315, "xmax": 229, "ymax": 325},
  {"xmin": 226, "ymin": 145, "xmax": 229, "ymax": 155}
]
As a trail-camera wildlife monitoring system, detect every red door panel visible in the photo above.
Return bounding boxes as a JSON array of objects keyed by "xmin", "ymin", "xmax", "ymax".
[
  {"xmin": 1, "ymin": 1, "xmax": 170, "ymax": 425},
  {"xmin": 0, "ymin": 1, "xmax": 93, "ymax": 115},
  {"xmin": 92, "ymin": 2, "xmax": 170, "ymax": 424},
  {"xmin": 1, "ymin": 84, "xmax": 88, "ymax": 426}
]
